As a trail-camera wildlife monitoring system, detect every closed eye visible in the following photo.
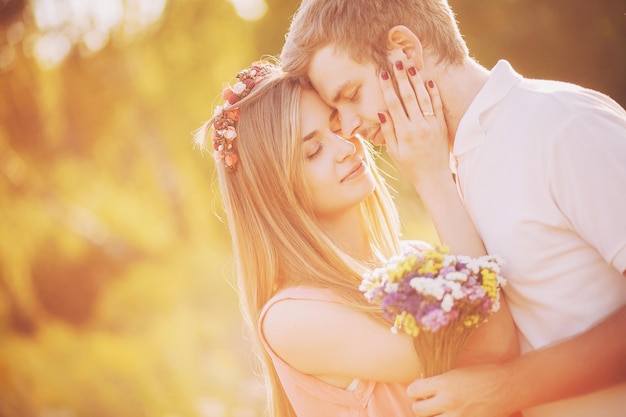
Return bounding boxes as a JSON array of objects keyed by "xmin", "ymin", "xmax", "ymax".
[
  {"xmin": 329, "ymin": 110, "xmax": 341, "ymax": 134},
  {"xmin": 303, "ymin": 128, "xmax": 322, "ymax": 159},
  {"xmin": 345, "ymin": 87, "xmax": 360, "ymax": 102},
  {"xmin": 307, "ymin": 143, "xmax": 323, "ymax": 159}
]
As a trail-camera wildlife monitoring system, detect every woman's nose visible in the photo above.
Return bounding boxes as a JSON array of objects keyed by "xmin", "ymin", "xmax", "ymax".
[{"xmin": 333, "ymin": 135, "xmax": 357, "ymax": 161}]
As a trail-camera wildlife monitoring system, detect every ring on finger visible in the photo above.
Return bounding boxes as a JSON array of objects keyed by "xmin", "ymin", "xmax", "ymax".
[{"xmin": 423, "ymin": 111, "xmax": 435, "ymax": 117}]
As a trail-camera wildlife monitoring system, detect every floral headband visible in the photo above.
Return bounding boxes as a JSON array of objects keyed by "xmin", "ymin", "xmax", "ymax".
[{"xmin": 211, "ymin": 63, "xmax": 276, "ymax": 170}]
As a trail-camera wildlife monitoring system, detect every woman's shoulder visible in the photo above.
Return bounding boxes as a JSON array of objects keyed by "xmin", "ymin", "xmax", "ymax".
[
  {"xmin": 267, "ymin": 286, "xmax": 342, "ymax": 304},
  {"xmin": 259, "ymin": 286, "xmax": 347, "ymax": 339},
  {"xmin": 259, "ymin": 287, "xmax": 361, "ymax": 376}
]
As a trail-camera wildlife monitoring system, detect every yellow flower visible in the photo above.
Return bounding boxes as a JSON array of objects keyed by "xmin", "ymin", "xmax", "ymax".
[
  {"xmin": 418, "ymin": 264, "xmax": 438, "ymax": 275},
  {"xmin": 480, "ymin": 269, "xmax": 497, "ymax": 299},
  {"xmin": 464, "ymin": 315, "xmax": 480, "ymax": 327},
  {"xmin": 416, "ymin": 247, "xmax": 448, "ymax": 275},
  {"xmin": 387, "ymin": 268, "xmax": 404, "ymax": 283},
  {"xmin": 388, "ymin": 254, "xmax": 422, "ymax": 283},
  {"xmin": 395, "ymin": 311, "xmax": 420, "ymax": 337}
]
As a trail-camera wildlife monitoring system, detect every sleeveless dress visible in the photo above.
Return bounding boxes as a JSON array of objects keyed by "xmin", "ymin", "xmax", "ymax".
[{"xmin": 258, "ymin": 286, "xmax": 415, "ymax": 417}]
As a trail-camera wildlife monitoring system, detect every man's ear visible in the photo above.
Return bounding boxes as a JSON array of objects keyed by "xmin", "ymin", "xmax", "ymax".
[{"xmin": 386, "ymin": 25, "xmax": 424, "ymax": 69}]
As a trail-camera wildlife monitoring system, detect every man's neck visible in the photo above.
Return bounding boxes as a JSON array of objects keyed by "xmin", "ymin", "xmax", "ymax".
[{"xmin": 424, "ymin": 57, "xmax": 489, "ymax": 148}]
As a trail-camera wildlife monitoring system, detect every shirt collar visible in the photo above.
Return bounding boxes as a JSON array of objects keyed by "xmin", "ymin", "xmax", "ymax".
[{"xmin": 452, "ymin": 60, "xmax": 522, "ymax": 156}]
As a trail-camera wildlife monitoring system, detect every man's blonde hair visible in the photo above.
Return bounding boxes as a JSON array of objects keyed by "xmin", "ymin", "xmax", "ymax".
[
  {"xmin": 281, "ymin": 0, "xmax": 468, "ymax": 78},
  {"xmin": 195, "ymin": 66, "xmax": 401, "ymax": 416}
]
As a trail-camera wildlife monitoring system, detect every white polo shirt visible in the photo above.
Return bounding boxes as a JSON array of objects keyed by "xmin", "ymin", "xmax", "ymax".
[{"xmin": 452, "ymin": 60, "xmax": 626, "ymax": 417}]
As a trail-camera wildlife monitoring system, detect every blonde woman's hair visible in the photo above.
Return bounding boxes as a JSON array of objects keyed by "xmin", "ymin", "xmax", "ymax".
[
  {"xmin": 281, "ymin": 0, "xmax": 468, "ymax": 78},
  {"xmin": 194, "ymin": 64, "xmax": 401, "ymax": 417}
]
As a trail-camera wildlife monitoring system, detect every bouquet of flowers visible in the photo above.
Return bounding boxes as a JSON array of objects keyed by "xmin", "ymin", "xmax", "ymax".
[{"xmin": 359, "ymin": 242, "xmax": 506, "ymax": 377}]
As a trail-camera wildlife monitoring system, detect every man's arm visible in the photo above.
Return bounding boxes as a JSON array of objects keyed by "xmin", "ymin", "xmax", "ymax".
[{"xmin": 407, "ymin": 301, "xmax": 626, "ymax": 417}]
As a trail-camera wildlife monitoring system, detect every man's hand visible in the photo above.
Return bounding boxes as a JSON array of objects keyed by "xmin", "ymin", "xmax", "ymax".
[{"xmin": 407, "ymin": 363, "xmax": 517, "ymax": 417}]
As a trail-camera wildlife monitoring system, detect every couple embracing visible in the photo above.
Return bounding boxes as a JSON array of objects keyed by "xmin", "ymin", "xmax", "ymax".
[{"xmin": 195, "ymin": 1, "xmax": 626, "ymax": 416}]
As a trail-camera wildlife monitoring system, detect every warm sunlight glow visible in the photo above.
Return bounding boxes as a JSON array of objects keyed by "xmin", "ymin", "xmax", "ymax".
[
  {"xmin": 33, "ymin": 31, "xmax": 71, "ymax": 69},
  {"xmin": 121, "ymin": 0, "xmax": 167, "ymax": 36},
  {"xmin": 2, "ymin": 2, "xmax": 622, "ymax": 416},
  {"xmin": 229, "ymin": 0, "xmax": 267, "ymax": 21},
  {"xmin": 30, "ymin": 0, "xmax": 167, "ymax": 68}
]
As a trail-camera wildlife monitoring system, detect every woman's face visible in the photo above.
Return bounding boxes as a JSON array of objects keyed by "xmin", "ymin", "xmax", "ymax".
[{"xmin": 299, "ymin": 89, "xmax": 376, "ymax": 221}]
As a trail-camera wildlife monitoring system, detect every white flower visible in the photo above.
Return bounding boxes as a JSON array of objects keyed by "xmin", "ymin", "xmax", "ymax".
[
  {"xmin": 442, "ymin": 254, "xmax": 456, "ymax": 267},
  {"xmin": 465, "ymin": 259, "xmax": 480, "ymax": 274},
  {"xmin": 441, "ymin": 294, "xmax": 454, "ymax": 312},
  {"xmin": 445, "ymin": 271, "xmax": 468, "ymax": 282},
  {"xmin": 443, "ymin": 280, "xmax": 463, "ymax": 299},
  {"xmin": 385, "ymin": 282, "xmax": 400, "ymax": 294},
  {"xmin": 496, "ymin": 273, "xmax": 507, "ymax": 286},
  {"xmin": 232, "ymin": 81, "xmax": 246, "ymax": 95},
  {"xmin": 213, "ymin": 105, "xmax": 223, "ymax": 118},
  {"xmin": 456, "ymin": 255, "xmax": 472, "ymax": 265},
  {"xmin": 222, "ymin": 126, "xmax": 237, "ymax": 140},
  {"xmin": 432, "ymin": 283, "xmax": 445, "ymax": 300},
  {"xmin": 410, "ymin": 277, "xmax": 445, "ymax": 300},
  {"xmin": 451, "ymin": 285, "xmax": 464, "ymax": 300},
  {"xmin": 362, "ymin": 290, "xmax": 377, "ymax": 303},
  {"xmin": 491, "ymin": 255, "xmax": 505, "ymax": 265},
  {"xmin": 488, "ymin": 263, "xmax": 501, "ymax": 273}
]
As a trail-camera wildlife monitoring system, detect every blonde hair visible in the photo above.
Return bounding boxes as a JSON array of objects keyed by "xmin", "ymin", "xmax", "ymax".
[
  {"xmin": 194, "ymin": 64, "xmax": 401, "ymax": 417},
  {"xmin": 281, "ymin": 0, "xmax": 468, "ymax": 78}
]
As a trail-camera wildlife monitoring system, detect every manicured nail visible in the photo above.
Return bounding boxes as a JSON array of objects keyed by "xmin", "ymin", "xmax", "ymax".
[
  {"xmin": 427, "ymin": 80, "xmax": 434, "ymax": 88},
  {"xmin": 395, "ymin": 60, "xmax": 404, "ymax": 70},
  {"xmin": 381, "ymin": 70, "xmax": 390, "ymax": 81},
  {"xmin": 408, "ymin": 66, "xmax": 417, "ymax": 76},
  {"xmin": 377, "ymin": 112, "xmax": 387, "ymax": 123}
]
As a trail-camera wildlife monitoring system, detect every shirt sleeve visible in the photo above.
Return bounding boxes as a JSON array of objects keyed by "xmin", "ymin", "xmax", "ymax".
[{"xmin": 548, "ymin": 98, "xmax": 626, "ymax": 273}]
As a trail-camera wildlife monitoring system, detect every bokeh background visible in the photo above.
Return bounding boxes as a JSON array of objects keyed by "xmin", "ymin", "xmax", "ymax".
[{"xmin": 0, "ymin": 0, "xmax": 624, "ymax": 416}]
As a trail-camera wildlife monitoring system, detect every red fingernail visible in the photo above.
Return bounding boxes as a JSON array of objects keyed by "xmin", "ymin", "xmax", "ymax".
[
  {"xmin": 427, "ymin": 80, "xmax": 434, "ymax": 88},
  {"xmin": 395, "ymin": 60, "xmax": 404, "ymax": 70},
  {"xmin": 377, "ymin": 112, "xmax": 386, "ymax": 123},
  {"xmin": 408, "ymin": 66, "xmax": 417, "ymax": 76},
  {"xmin": 381, "ymin": 70, "xmax": 389, "ymax": 81}
]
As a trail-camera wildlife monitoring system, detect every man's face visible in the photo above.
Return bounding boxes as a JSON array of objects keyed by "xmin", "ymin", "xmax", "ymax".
[{"xmin": 308, "ymin": 45, "xmax": 387, "ymax": 145}]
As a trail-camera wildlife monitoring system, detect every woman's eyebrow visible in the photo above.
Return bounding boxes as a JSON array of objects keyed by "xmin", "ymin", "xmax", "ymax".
[{"xmin": 302, "ymin": 130, "xmax": 318, "ymax": 142}]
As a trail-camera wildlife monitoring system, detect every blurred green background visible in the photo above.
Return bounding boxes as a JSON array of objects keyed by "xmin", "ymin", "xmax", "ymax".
[{"xmin": 0, "ymin": 0, "xmax": 624, "ymax": 416}]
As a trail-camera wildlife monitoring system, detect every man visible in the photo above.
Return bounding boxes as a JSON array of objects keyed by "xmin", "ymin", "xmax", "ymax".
[{"xmin": 280, "ymin": 1, "xmax": 626, "ymax": 416}]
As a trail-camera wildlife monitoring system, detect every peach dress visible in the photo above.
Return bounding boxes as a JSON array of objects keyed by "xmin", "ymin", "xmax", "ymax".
[{"xmin": 258, "ymin": 286, "xmax": 415, "ymax": 417}]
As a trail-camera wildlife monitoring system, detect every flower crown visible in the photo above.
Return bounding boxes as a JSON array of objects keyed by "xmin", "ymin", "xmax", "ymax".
[{"xmin": 211, "ymin": 63, "xmax": 276, "ymax": 170}]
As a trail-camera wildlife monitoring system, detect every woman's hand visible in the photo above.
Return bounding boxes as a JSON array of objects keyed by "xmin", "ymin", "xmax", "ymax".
[
  {"xmin": 378, "ymin": 54, "xmax": 487, "ymax": 257},
  {"xmin": 377, "ymin": 53, "xmax": 451, "ymax": 193}
]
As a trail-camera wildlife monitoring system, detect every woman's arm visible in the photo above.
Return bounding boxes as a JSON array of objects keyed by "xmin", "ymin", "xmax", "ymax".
[
  {"xmin": 376, "ymin": 54, "xmax": 486, "ymax": 258},
  {"xmin": 262, "ymin": 296, "xmax": 422, "ymax": 386},
  {"xmin": 376, "ymin": 56, "xmax": 518, "ymax": 365}
]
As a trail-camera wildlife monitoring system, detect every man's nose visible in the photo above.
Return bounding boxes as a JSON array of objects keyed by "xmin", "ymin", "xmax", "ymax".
[{"xmin": 340, "ymin": 110, "xmax": 361, "ymax": 138}]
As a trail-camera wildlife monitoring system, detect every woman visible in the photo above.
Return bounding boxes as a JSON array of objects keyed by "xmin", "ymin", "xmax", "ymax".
[{"xmin": 194, "ymin": 61, "xmax": 518, "ymax": 416}]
